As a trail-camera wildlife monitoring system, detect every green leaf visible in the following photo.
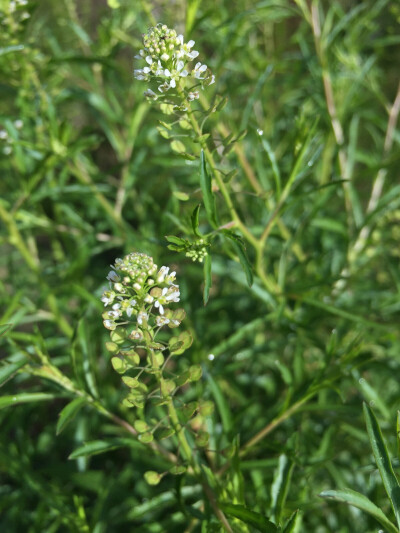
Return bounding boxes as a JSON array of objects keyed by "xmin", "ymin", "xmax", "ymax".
[
  {"xmin": 69, "ymin": 440, "xmax": 124, "ymax": 459},
  {"xmin": 203, "ymin": 253, "xmax": 212, "ymax": 305},
  {"xmin": 223, "ymin": 231, "xmax": 253, "ymax": 287},
  {"xmin": 219, "ymin": 503, "xmax": 278, "ymax": 532},
  {"xmin": 191, "ymin": 204, "xmax": 202, "ymax": 237},
  {"xmin": 0, "ymin": 393, "xmax": 58, "ymax": 410},
  {"xmin": 320, "ymin": 488, "xmax": 398, "ymax": 533},
  {"xmin": 199, "ymin": 150, "xmax": 218, "ymax": 228},
  {"xmin": 0, "ymin": 358, "xmax": 27, "ymax": 387},
  {"xmin": 165, "ymin": 235, "xmax": 188, "ymax": 246},
  {"xmin": 283, "ymin": 510, "xmax": 301, "ymax": 533},
  {"xmin": 397, "ymin": 411, "xmax": 400, "ymax": 461},
  {"xmin": 270, "ymin": 454, "xmax": 294, "ymax": 524},
  {"xmin": 56, "ymin": 397, "xmax": 86, "ymax": 435},
  {"xmin": 206, "ymin": 373, "xmax": 233, "ymax": 434},
  {"xmin": 363, "ymin": 402, "xmax": 400, "ymax": 529}
]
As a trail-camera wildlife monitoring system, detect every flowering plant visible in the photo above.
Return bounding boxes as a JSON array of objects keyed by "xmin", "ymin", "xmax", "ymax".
[{"xmin": 134, "ymin": 24, "xmax": 214, "ymax": 100}]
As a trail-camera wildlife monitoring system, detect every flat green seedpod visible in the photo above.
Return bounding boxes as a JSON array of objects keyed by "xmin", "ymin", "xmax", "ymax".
[
  {"xmin": 138, "ymin": 432, "xmax": 154, "ymax": 443},
  {"xmin": 160, "ymin": 379, "xmax": 176, "ymax": 397},
  {"xmin": 199, "ymin": 400, "xmax": 214, "ymax": 416},
  {"xmin": 110, "ymin": 328, "xmax": 127, "ymax": 345},
  {"xmin": 195, "ymin": 431, "xmax": 209, "ymax": 447},
  {"xmin": 176, "ymin": 370, "xmax": 190, "ymax": 387},
  {"xmin": 134, "ymin": 420, "xmax": 150, "ymax": 433},
  {"xmin": 111, "ymin": 357, "xmax": 127, "ymax": 374},
  {"xmin": 188, "ymin": 365, "xmax": 202, "ymax": 382},
  {"xmin": 182, "ymin": 401, "xmax": 198, "ymax": 421},
  {"xmin": 122, "ymin": 376, "xmax": 139, "ymax": 388},
  {"xmin": 169, "ymin": 331, "xmax": 192, "ymax": 355},
  {"xmin": 105, "ymin": 342, "xmax": 119, "ymax": 354},
  {"xmin": 124, "ymin": 352, "xmax": 140, "ymax": 366},
  {"xmin": 144, "ymin": 471, "xmax": 161, "ymax": 485}
]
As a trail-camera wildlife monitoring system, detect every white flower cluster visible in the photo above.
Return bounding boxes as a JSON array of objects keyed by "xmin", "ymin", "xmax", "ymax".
[
  {"xmin": 134, "ymin": 24, "xmax": 215, "ymax": 97},
  {"xmin": 101, "ymin": 253, "xmax": 182, "ymax": 333}
]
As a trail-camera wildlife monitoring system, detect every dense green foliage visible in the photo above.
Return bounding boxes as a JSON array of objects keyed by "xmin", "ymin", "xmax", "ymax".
[{"xmin": 1, "ymin": 0, "xmax": 400, "ymax": 531}]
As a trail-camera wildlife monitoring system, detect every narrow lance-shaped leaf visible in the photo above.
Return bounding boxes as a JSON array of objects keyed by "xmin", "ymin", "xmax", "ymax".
[
  {"xmin": 0, "ymin": 358, "xmax": 28, "ymax": 388},
  {"xmin": 199, "ymin": 150, "xmax": 218, "ymax": 228},
  {"xmin": 363, "ymin": 402, "xmax": 400, "ymax": 529},
  {"xmin": 0, "ymin": 393, "xmax": 59, "ymax": 410},
  {"xmin": 397, "ymin": 411, "xmax": 400, "ymax": 462},
  {"xmin": 223, "ymin": 230, "xmax": 253, "ymax": 287},
  {"xmin": 218, "ymin": 503, "xmax": 278, "ymax": 533},
  {"xmin": 283, "ymin": 510, "xmax": 301, "ymax": 533},
  {"xmin": 191, "ymin": 204, "xmax": 202, "ymax": 237},
  {"xmin": 270, "ymin": 454, "xmax": 295, "ymax": 525},
  {"xmin": 56, "ymin": 396, "xmax": 87, "ymax": 435},
  {"xmin": 320, "ymin": 488, "xmax": 398, "ymax": 533},
  {"xmin": 203, "ymin": 253, "xmax": 212, "ymax": 305}
]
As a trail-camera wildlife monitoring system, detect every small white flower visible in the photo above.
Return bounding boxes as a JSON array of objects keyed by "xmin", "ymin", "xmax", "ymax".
[
  {"xmin": 144, "ymin": 89, "xmax": 157, "ymax": 99},
  {"xmin": 101, "ymin": 290, "xmax": 115, "ymax": 306},
  {"xmin": 186, "ymin": 49, "xmax": 199, "ymax": 60},
  {"xmin": 103, "ymin": 320, "xmax": 116, "ymax": 330},
  {"xmin": 137, "ymin": 311, "xmax": 149, "ymax": 325},
  {"xmin": 166, "ymin": 288, "xmax": 180, "ymax": 302},
  {"xmin": 107, "ymin": 310, "xmax": 121, "ymax": 319},
  {"xmin": 157, "ymin": 266, "xmax": 169, "ymax": 283},
  {"xmin": 154, "ymin": 300, "xmax": 164, "ymax": 315},
  {"xmin": 107, "ymin": 271, "xmax": 120, "ymax": 282},
  {"xmin": 156, "ymin": 316, "xmax": 170, "ymax": 327},
  {"xmin": 187, "ymin": 91, "xmax": 199, "ymax": 101},
  {"xmin": 0, "ymin": 130, "xmax": 8, "ymax": 140},
  {"xmin": 193, "ymin": 62, "xmax": 207, "ymax": 79},
  {"xmin": 14, "ymin": 120, "xmax": 23, "ymax": 129}
]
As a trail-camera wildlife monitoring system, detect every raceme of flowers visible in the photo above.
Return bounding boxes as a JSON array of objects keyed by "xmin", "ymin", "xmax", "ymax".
[
  {"xmin": 134, "ymin": 23, "xmax": 215, "ymax": 98},
  {"xmin": 101, "ymin": 252, "xmax": 182, "ymax": 333}
]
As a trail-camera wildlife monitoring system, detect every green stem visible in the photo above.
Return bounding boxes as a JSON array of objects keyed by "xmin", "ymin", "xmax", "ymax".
[{"xmin": 176, "ymin": 85, "xmax": 259, "ymax": 251}]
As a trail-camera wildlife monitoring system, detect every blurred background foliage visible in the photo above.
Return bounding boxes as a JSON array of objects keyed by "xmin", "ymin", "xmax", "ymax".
[{"xmin": 0, "ymin": 0, "xmax": 400, "ymax": 531}]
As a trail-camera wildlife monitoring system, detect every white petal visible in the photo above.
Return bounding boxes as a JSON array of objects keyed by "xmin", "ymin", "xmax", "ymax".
[
  {"xmin": 187, "ymin": 40, "xmax": 195, "ymax": 48},
  {"xmin": 164, "ymin": 68, "xmax": 171, "ymax": 77},
  {"xmin": 169, "ymin": 79, "xmax": 176, "ymax": 88},
  {"xmin": 145, "ymin": 56, "xmax": 153, "ymax": 65}
]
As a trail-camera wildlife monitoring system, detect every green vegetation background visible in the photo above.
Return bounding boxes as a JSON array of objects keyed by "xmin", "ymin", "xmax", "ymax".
[{"xmin": 1, "ymin": 0, "xmax": 400, "ymax": 531}]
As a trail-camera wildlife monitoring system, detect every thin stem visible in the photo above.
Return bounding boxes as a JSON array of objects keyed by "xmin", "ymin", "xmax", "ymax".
[
  {"xmin": 311, "ymin": 2, "xmax": 352, "ymax": 221},
  {"xmin": 167, "ymin": 397, "xmax": 232, "ymax": 532},
  {"xmin": 177, "ymin": 86, "xmax": 259, "ymax": 251}
]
